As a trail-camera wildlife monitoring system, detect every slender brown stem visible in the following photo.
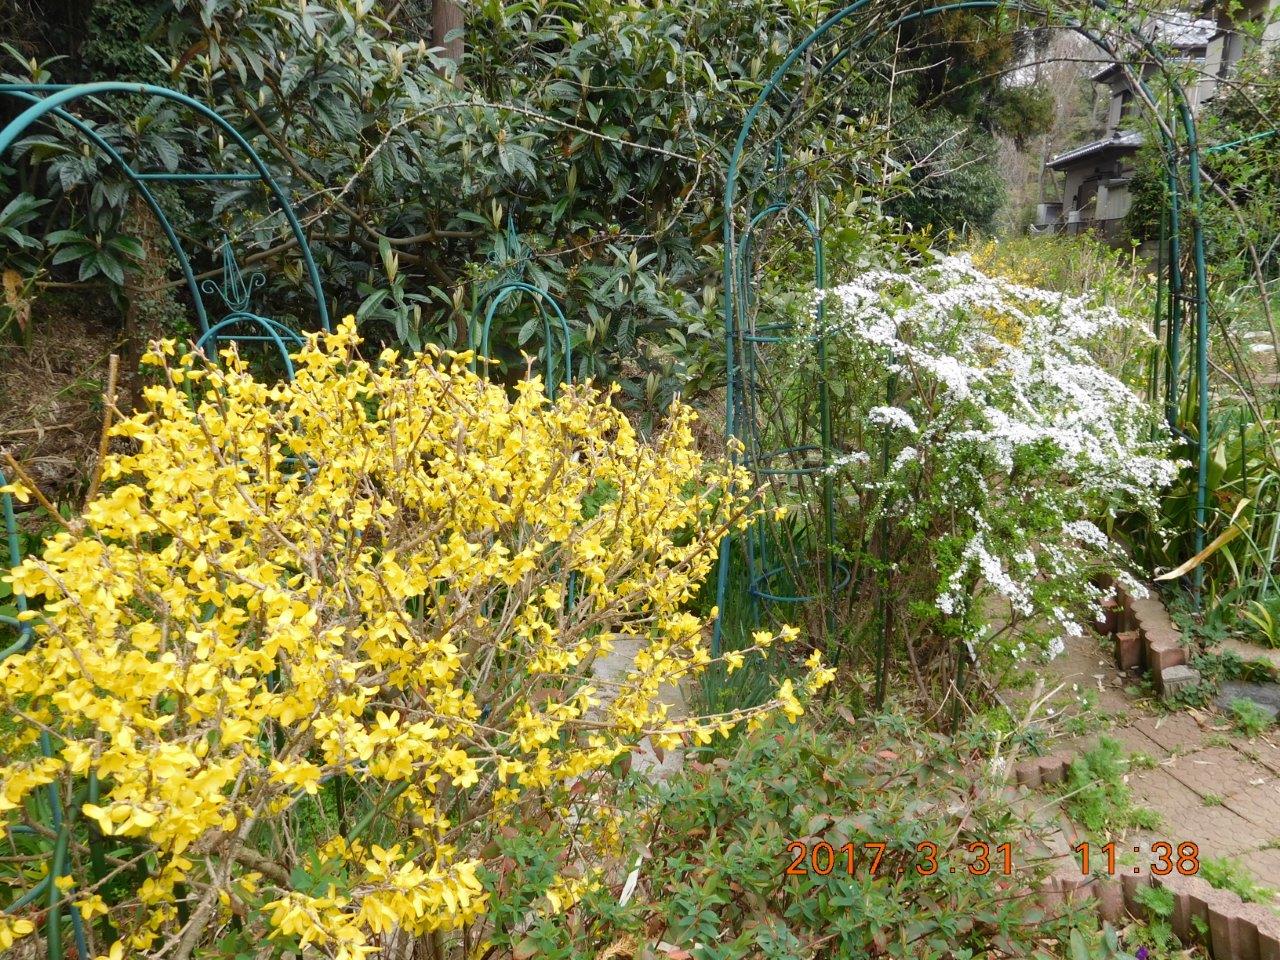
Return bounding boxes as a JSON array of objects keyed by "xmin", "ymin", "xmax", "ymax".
[
  {"xmin": 84, "ymin": 353, "xmax": 120, "ymax": 508},
  {"xmin": 1, "ymin": 452, "xmax": 71, "ymax": 530}
]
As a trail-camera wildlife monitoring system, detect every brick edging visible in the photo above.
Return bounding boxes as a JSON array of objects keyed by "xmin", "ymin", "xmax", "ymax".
[
  {"xmin": 1103, "ymin": 580, "xmax": 1190, "ymax": 694},
  {"xmin": 1043, "ymin": 868, "xmax": 1280, "ymax": 959},
  {"xmin": 1011, "ymin": 583, "xmax": 1280, "ymax": 957}
]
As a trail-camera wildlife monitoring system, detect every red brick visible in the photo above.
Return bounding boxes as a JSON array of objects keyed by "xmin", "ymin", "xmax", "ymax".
[
  {"xmin": 1131, "ymin": 596, "xmax": 1175, "ymax": 631},
  {"xmin": 1155, "ymin": 872, "xmax": 1213, "ymax": 942},
  {"xmin": 1099, "ymin": 598, "xmax": 1121, "ymax": 636},
  {"xmin": 1187, "ymin": 879, "xmax": 1214, "ymax": 948},
  {"xmin": 1015, "ymin": 760, "xmax": 1041, "ymax": 789},
  {"xmin": 1240, "ymin": 904, "xmax": 1280, "ymax": 960},
  {"xmin": 1208, "ymin": 888, "xmax": 1254, "ymax": 960},
  {"xmin": 1058, "ymin": 872, "xmax": 1093, "ymax": 906},
  {"xmin": 1147, "ymin": 638, "xmax": 1187, "ymax": 672},
  {"xmin": 1143, "ymin": 621, "xmax": 1183, "ymax": 646},
  {"xmin": 1260, "ymin": 917, "xmax": 1280, "ymax": 960},
  {"xmin": 1115, "ymin": 629, "xmax": 1143, "ymax": 670},
  {"xmin": 1096, "ymin": 877, "xmax": 1125, "ymax": 922},
  {"xmin": 1039, "ymin": 755, "xmax": 1067, "ymax": 786},
  {"xmin": 1122, "ymin": 871, "xmax": 1151, "ymax": 915}
]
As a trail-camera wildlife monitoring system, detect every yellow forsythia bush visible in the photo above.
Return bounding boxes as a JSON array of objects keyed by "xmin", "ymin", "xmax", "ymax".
[{"xmin": 0, "ymin": 320, "xmax": 829, "ymax": 959}]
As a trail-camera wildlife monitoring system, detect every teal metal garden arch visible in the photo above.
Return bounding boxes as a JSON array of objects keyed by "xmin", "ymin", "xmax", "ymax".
[
  {"xmin": 712, "ymin": 1, "xmax": 1214, "ymax": 686},
  {"xmin": 0, "ymin": 83, "xmax": 330, "ymax": 959},
  {"xmin": 0, "ymin": 82, "xmax": 330, "ymax": 337}
]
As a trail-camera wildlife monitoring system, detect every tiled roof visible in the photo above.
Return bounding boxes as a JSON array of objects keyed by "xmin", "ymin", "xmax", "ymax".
[
  {"xmin": 1150, "ymin": 11, "xmax": 1217, "ymax": 48},
  {"xmin": 1047, "ymin": 131, "xmax": 1144, "ymax": 169}
]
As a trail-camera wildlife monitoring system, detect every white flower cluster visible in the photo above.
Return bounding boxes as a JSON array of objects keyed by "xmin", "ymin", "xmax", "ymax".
[
  {"xmin": 867, "ymin": 405, "xmax": 919, "ymax": 433},
  {"xmin": 796, "ymin": 253, "xmax": 1175, "ymax": 659}
]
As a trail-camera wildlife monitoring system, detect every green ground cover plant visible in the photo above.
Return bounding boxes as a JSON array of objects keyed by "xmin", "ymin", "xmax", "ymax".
[
  {"xmin": 1064, "ymin": 737, "xmax": 1161, "ymax": 835},
  {"xmin": 506, "ymin": 708, "xmax": 1106, "ymax": 960}
]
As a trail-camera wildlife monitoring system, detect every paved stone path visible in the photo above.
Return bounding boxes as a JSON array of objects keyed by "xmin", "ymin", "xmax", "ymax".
[
  {"xmin": 589, "ymin": 636, "xmax": 688, "ymax": 782},
  {"xmin": 1033, "ymin": 631, "xmax": 1280, "ymax": 890}
]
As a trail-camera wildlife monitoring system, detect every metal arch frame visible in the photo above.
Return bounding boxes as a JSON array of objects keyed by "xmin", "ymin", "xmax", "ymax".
[
  {"xmin": 0, "ymin": 470, "xmax": 91, "ymax": 960},
  {"xmin": 733, "ymin": 200, "xmax": 846, "ymax": 613},
  {"xmin": 473, "ymin": 281, "xmax": 574, "ymax": 399},
  {"xmin": 469, "ymin": 214, "xmax": 575, "ymax": 398},
  {"xmin": 0, "ymin": 82, "xmax": 330, "ymax": 334},
  {"xmin": 0, "ymin": 85, "xmax": 326, "ymax": 958},
  {"xmin": 713, "ymin": 0, "xmax": 1214, "ymax": 661},
  {"xmin": 194, "ymin": 311, "xmax": 307, "ymax": 381}
]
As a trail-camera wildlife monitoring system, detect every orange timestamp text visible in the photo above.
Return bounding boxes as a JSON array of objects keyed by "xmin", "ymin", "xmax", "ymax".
[
  {"xmin": 1073, "ymin": 841, "xmax": 1200, "ymax": 876},
  {"xmin": 785, "ymin": 840, "xmax": 1016, "ymax": 878}
]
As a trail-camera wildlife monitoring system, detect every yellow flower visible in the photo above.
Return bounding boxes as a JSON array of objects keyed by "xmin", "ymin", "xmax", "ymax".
[{"xmin": 0, "ymin": 318, "xmax": 800, "ymax": 948}]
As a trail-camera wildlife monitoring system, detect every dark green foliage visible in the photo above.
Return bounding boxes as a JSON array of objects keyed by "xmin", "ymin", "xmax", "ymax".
[
  {"xmin": 81, "ymin": 0, "xmax": 169, "ymax": 83},
  {"xmin": 1, "ymin": 0, "xmax": 1048, "ymax": 415},
  {"xmin": 886, "ymin": 113, "xmax": 1007, "ymax": 236},
  {"xmin": 498, "ymin": 712, "xmax": 1082, "ymax": 959}
]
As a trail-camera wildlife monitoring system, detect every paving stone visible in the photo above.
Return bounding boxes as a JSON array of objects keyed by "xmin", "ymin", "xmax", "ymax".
[
  {"xmin": 591, "ymin": 636, "xmax": 687, "ymax": 783},
  {"xmin": 1235, "ymin": 846, "xmax": 1280, "ymax": 888},
  {"xmin": 1094, "ymin": 724, "xmax": 1169, "ymax": 760},
  {"xmin": 1033, "ymin": 630, "xmax": 1280, "ymax": 900},
  {"xmin": 1220, "ymin": 638, "xmax": 1280, "ymax": 676},
  {"xmin": 1163, "ymin": 746, "xmax": 1272, "ymax": 800},
  {"xmin": 1160, "ymin": 664, "xmax": 1200, "ymax": 698},
  {"xmin": 1218, "ymin": 680, "xmax": 1280, "ymax": 722},
  {"xmin": 1223, "ymin": 780, "xmax": 1280, "ymax": 833},
  {"xmin": 1132, "ymin": 712, "xmax": 1208, "ymax": 754},
  {"xmin": 1027, "ymin": 827, "xmax": 1076, "ymax": 876},
  {"xmin": 1125, "ymin": 769, "xmax": 1260, "ymax": 856},
  {"xmin": 1241, "ymin": 737, "xmax": 1280, "ymax": 776}
]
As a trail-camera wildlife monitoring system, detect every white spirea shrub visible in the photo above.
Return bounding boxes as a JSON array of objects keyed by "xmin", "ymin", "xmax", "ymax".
[{"xmin": 794, "ymin": 253, "xmax": 1175, "ymax": 663}]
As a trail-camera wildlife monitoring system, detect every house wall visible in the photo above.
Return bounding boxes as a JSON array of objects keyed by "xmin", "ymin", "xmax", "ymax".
[
  {"xmin": 1098, "ymin": 180, "xmax": 1133, "ymax": 221},
  {"xmin": 1061, "ymin": 167, "xmax": 1088, "ymax": 218},
  {"xmin": 1206, "ymin": 0, "xmax": 1280, "ymax": 97}
]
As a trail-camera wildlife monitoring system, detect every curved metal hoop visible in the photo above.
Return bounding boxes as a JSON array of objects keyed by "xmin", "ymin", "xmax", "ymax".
[
  {"xmin": 0, "ymin": 82, "xmax": 330, "ymax": 334},
  {"xmin": 195, "ymin": 311, "xmax": 308, "ymax": 381},
  {"xmin": 472, "ymin": 281, "xmax": 574, "ymax": 399},
  {"xmin": 713, "ymin": 0, "xmax": 1215, "ymax": 661},
  {"xmin": 734, "ymin": 202, "xmax": 838, "ymax": 612},
  {"xmin": 0, "ymin": 87, "xmax": 325, "ymax": 952}
]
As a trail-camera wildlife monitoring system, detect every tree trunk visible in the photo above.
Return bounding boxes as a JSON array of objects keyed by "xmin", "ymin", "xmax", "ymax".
[{"xmin": 431, "ymin": 0, "xmax": 464, "ymax": 87}]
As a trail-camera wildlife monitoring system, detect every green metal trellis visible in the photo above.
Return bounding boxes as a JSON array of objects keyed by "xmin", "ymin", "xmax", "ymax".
[
  {"xmin": 0, "ymin": 82, "xmax": 328, "ymax": 958},
  {"xmin": 712, "ymin": 1, "xmax": 1215, "ymax": 701},
  {"xmin": 469, "ymin": 215, "xmax": 574, "ymax": 397},
  {"xmin": 0, "ymin": 83, "xmax": 330, "ymax": 337}
]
